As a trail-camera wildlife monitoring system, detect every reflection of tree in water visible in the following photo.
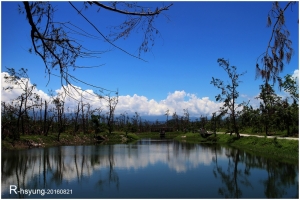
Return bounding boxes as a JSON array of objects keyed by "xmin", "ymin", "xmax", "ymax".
[
  {"xmin": 50, "ymin": 147, "xmax": 65, "ymax": 186},
  {"xmin": 2, "ymin": 144, "xmax": 298, "ymax": 198},
  {"xmin": 173, "ymin": 140, "xmax": 197, "ymax": 159},
  {"xmin": 238, "ymin": 151, "xmax": 298, "ymax": 198},
  {"xmin": 213, "ymin": 148, "xmax": 252, "ymax": 198},
  {"xmin": 108, "ymin": 145, "xmax": 119, "ymax": 189},
  {"xmin": 262, "ymin": 160, "xmax": 298, "ymax": 198},
  {"xmin": 213, "ymin": 147, "xmax": 299, "ymax": 198},
  {"xmin": 90, "ymin": 145, "xmax": 102, "ymax": 166},
  {"xmin": 94, "ymin": 145, "xmax": 119, "ymax": 191},
  {"xmin": 74, "ymin": 146, "xmax": 80, "ymax": 182},
  {"xmin": 2, "ymin": 145, "xmax": 121, "ymax": 196},
  {"xmin": 2, "ymin": 151, "xmax": 36, "ymax": 198},
  {"xmin": 43, "ymin": 148, "xmax": 51, "ymax": 185}
]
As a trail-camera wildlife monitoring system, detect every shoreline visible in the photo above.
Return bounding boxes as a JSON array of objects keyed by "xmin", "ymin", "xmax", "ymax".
[
  {"xmin": 2, "ymin": 132, "xmax": 298, "ymax": 164},
  {"xmin": 174, "ymin": 133, "xmax": 299, "ymax": 164}
]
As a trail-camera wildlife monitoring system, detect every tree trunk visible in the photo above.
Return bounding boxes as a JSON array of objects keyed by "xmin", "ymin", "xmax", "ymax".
[
  {"xmin": 43, "ymin": 100, "xmax": 48, "ymax": 136},
  {"xmin": 81, "ymin": 102, "xmax": 85, "ymax": 134}
]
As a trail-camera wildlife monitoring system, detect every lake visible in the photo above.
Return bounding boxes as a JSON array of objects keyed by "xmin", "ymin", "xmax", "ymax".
[{"xmin": 1, "ymin": 139, "xmax": 299, "ymax": 198}]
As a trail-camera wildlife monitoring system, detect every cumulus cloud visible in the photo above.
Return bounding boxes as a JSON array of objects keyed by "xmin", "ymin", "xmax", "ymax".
[
  {"xmin": 1, "ymin": 72, "xmax": 222, "ymax": 117},
  {"xmin": 292, "ymin": 69, "xmax": 298, "ymax": 80},
  {"xmin": 116, "ymin": 91, "xmax": 222, "ymax": 117},
  {"xmin": 1, "ymin": 72, "xmax": 50, "ymax": 103},
  {"xmin": 53, "ymin": 84, "xmax": 107, "ymax": 113}
]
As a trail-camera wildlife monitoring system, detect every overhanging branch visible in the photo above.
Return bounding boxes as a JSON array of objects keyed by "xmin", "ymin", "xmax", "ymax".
[{"xmin": 88, "ymin": 1, "xmax": 173, "ymax": 16}]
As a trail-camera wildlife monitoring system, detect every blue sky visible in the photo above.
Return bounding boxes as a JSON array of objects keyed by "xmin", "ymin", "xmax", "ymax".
[{"xmin": 1, "ymin": 1, "xmax": 299, "ymax": 118}]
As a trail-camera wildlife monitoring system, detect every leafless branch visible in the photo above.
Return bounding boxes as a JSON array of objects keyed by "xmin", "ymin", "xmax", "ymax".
[{"xmin": 87, "ymin": 1, "xmax": 173, "ymax": 16}]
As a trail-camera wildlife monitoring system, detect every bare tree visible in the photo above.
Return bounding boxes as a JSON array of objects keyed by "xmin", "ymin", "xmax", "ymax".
[
  {"xmin": 51, "ymin": 92, "xmax": 66, "ymax": 141},
  {"xmin": 3, "ymin": 68, "xmax": 40, "ymax": 139},
  {"xmin": 172, "ymin": 112, "xmax": 179, "ymax": 131},
  {"xmin": 183, "ymin": 108, "xmax": 190, "ymax": 132},
  {"xmin": 80, "ymin": 100, "xmax": 87, "ymax": 134},
  {"xmin": 165, "ymin": 109, "xmax": 170, "ymax": 126},
  {"xmin": 131, "ymin": 111, "xmax": 140, "ymax": 133},
  {"xmin": 42, "ymin": 99, "xmax": 54, "ymax": 136},
  {"xmin": 20, "ymin": 1, "xmax": 173, "ymax": 93},
  {"xmin": 1, "ymin": 102, "xmax": 18, "ymax": 140},
  {"xmin": 98, "ymin": 91, "xmax": 119, "ymax": 134},
  {"xmin": 211, "ymin": 58, "xmax": 246, "ymax": 138},
  {"xmin": 72, "ymin": 102, "xmax": 81, "ymax": 135}
]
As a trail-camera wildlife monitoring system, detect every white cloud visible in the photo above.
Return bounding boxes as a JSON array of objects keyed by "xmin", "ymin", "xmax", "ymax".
[
  {"xmin": 116, "ymin": 91, "xmax": 222, "ymax": 117},
  {"xmin": 292, "ymin": 69, "xmax": 298, "ymax": 80},
  {"xmin": 126, "ymin": 91, "xmax": 222, "ymax": 117},
  {"xmin": 1, "ymin": 72, "xmax": 222, "ymax": 117},
  {"xmin": 1, "ymin": 72, "xmax": 50, "ymax": 103}
]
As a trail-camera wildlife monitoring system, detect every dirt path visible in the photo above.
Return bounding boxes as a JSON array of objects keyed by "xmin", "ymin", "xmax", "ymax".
[{"xmin": 216, "ymin": 132, "xmax": 299, "ymax": 140}]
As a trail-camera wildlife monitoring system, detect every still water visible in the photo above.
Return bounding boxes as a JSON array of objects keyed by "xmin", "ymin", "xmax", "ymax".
[{"xmin": 1, "ymin": 139, "xmax": 299, "ymax": 198}]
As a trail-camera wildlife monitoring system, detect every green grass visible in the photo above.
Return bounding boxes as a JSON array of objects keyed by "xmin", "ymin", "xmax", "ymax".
[
  {"xmin": 227, "ymin": 135, "xmax": 298, "ymax": 162},
  {"xmin": 126, "ymin": 133, "xmax": 139, "ymax": 140},
  {"xmin": 174, "ymin": 133, "xmax": 298, "ymax": 163}
]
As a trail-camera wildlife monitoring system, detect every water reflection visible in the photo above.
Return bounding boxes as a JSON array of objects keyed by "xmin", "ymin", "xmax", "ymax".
[
  {"xmin": 212, "ymin": 147, "xmax": 299, "ymax": 198},
  {"xmin": 1, "ymin": 139, "xmax": 298, "ymax": 198},
  {"xmin": 213, "ymin": 148, "xmax": 251, "ymax": 198}
]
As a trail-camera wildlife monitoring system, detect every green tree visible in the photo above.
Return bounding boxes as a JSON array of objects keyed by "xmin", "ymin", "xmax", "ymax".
[
  {"xmin": 91, "ymin": 114, "xmax": 101, "ymax": 135},
  {"xmin": 211, "ymin": 58, "xmax": 246, "ymax": 138},
  {"xmin": 239, "ymin": 105, "xmax": 263, "ymax": 134},
  {"xmin": 256, "ymin": 83, "xmax": 281, "ymax": 135},
  {"xmin": 280, "ymin": 74, "xmax": 299, "ymax": 103},
  {"xmin": 274, "ymin": 97, "xmax": 298, "ymax": 136}
]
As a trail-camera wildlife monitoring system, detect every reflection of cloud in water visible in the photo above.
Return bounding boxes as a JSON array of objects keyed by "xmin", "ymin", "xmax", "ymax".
[
  {"xmin": 109, "ymin": 143, "xmax": 222, "ymax": 173},
  {"xmin": 1, "ymin": 142, "xmax": 227, "ymax": 193}
]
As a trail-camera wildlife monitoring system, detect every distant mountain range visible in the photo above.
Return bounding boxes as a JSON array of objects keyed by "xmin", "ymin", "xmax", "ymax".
[
  {"xmin": 137, "ymin": 115, "xmax": 202, "ymax": 122},
  {"xmin": 26, "ymin": 110, "xmax": 206, "ymax": 123}
]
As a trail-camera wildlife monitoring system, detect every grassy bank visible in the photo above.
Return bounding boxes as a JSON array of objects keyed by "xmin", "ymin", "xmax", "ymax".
[
  {"xmin": 174, "ymin": 133, "xmax": 299, "ymax": 163},
  {"xmin": 1, "ymin": 132, "xmax": 139, "ymax": 150}
]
